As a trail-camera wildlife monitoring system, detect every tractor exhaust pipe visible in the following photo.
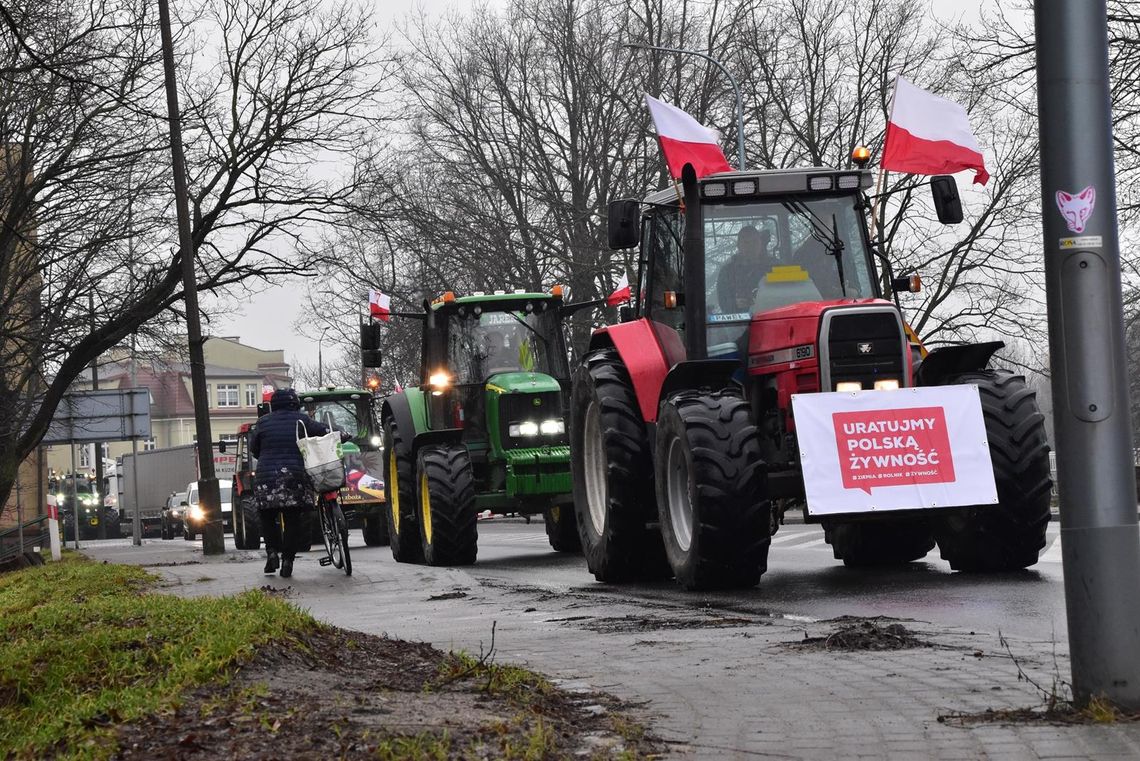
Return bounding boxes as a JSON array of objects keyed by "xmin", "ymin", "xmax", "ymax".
[{"xmin": 681, "ymin": 163, "xmax": 706, "ymax": 360}]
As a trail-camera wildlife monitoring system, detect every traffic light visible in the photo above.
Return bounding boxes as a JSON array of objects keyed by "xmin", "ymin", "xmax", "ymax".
[{"xmin": 361, "ymin": 322, "xmax": 383, "ymax": 368}]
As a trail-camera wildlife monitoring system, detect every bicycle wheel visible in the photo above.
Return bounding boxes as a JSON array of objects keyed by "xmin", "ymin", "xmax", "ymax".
[{"xmin": 334, "ymin": 501, "xmax": 352, "ymax": 576}]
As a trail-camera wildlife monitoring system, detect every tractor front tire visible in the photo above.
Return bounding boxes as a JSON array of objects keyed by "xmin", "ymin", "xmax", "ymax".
[
  {"xmin": 543, "ymin": 504, "xmax": 581, "ymax": 553},
  {"xmin": 655, "ymin": 392, "xmax": 771, "ymax": 590},
  {"xmin": 384, "ymin": 416, "xmax": 424, "ymax": 564},
  {"xmin": 932, "ymin": 370, "xmax": 1052, "ymax": 571},
  {"xmin": 825, "ymin": 518, "xmax": 934, "ymax": 567},
  {"xmin": 362, "ymin": 514, "xmax": 389, "ymax": 546},
  {"xmin": 416, "ymin": 445, "xmax": 477, "ymax": 566},
  {"xmin": 570, "ymin": 350, "xmax": 669, "ymax": 583}
]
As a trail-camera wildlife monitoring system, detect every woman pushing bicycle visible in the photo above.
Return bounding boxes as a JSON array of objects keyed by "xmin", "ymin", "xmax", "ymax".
[{"xmin": 249, "ymin": 388, "xmax": 329, "ymax": 578}]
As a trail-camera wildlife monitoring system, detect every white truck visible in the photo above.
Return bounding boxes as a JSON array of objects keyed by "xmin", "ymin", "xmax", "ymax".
[{"xmin": 116, "ymin": 444, "xmax": 236, "ymax": 538}]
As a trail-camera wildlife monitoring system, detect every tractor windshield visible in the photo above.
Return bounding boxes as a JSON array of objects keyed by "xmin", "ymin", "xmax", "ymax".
[
  {"xmin": 448, "ymin": 310, "xmax": 569, "ymax": 384},
  {"xmin": 307, "ymin": 398, "xmax": 371, "ymax": 438},
  {"xmin": 703, "ymin": 194, "xmax": 875, "ymax": 354}
]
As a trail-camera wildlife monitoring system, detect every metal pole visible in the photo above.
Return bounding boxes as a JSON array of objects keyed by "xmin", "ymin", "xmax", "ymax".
[
  {"xmin": 130, "ymin": 329, "xmax": 142, "ymax": 546},
  {"xmin": 15, "ymin": 467, "xmax": 23, "ymax": 555},
  {"xmin": 69, "ymin": 444, "xmax": 79, "ymax": 550},
  {"xmin": 623, "ymin": 42, "xmax": 746, "ymax": 171},
  {"xmin": 90, "ymin": 292, "xmax": 106, "ymax": 540},
  {"xmin": 318, "ymin": 328, "xmax": 328, "ymax": 387},
  {"xmin": 157, "ymin": 0, "xmax": 222, "ymax": 554},
  {"xmin": 1035, "ymin": 0, "xmax": 1140, "ymax": 707}
]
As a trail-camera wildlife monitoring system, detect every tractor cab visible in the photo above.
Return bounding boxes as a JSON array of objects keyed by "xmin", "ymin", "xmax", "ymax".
[
  {"xmin": 615, "ymin": 166, "xmax": 894, "ymax": 367},
  {"xmin": 423, "ymin": 292, "xmax": 571, "ymax": 451}
]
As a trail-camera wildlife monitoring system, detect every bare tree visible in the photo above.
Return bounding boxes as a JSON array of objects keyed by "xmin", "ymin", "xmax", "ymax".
[{"xmin": 0, "ymin": 0, "xmax": 392, "ymax": 506}]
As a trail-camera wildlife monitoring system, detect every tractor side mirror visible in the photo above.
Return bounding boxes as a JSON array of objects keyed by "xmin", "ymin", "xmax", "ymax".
[
  {"xmin": 217, "ymin": 440, "xmax": 227, "ymax": 453},
  {"xmin": 360, "ymin": 322, "xmax": 383, "ymax": 368},
  {"xmin": 930, "ymin": 175, "xmax": 963, "ymax": 225},
  {"xmin": 618, "ymin": 305, "xmax": 635, "ymax": 323},
  {"xmin": 608, "ymin": 199, "xmax": 641, "ymax": 250},
  {"xmin": 180, "ymin": 500, "xmax": 188, "ymax": 507},
  {"xmin": 256, "ymin": 402, "xmax": 271, "ymax": 418}
]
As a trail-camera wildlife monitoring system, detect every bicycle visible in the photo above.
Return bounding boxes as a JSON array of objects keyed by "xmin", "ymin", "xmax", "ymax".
[{"xmin": 316, "ymin": 491, "xmax": 352, "ymax": 576}]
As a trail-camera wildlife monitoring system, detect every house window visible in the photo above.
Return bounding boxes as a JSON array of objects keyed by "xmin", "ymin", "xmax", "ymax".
[
  {"xmin": 217, "ymin": 384, "xmax": 239, "ymax": 407},
  {"xmin": 143, "ymin": 437, "xmax": 157, "ymax": 451},
  {"xmin": 245, "ymin": 384, "xmax": 258, "ymax": 406},
  {"xmin": 79, "ymin": 445, "xmax": 91, "ymax": 468}
]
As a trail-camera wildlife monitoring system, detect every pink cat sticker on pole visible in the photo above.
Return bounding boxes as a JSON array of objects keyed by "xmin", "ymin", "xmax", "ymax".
[{"xmin": 1056, "ymin": 186, "xmax": 1096, "ymax": 233}]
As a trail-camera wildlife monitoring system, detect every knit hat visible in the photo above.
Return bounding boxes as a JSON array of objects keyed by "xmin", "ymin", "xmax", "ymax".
[{"xmin": 270, "ymin": 388, "xmax": 301, "ymax": 411}]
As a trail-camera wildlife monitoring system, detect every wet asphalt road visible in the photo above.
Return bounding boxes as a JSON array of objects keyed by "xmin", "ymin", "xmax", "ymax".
[
  {"xmin": 81, "ymin": 517, "xmax": 1069, "ymax": 642},
  {"xmin": 468, "ymin": 518, "xmax": 1070, "ymax": 643}
]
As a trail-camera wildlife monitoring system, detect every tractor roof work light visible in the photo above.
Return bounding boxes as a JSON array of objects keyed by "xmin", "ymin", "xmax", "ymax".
[{"xmin": 851, "ymin": 145, "xmax": 871, "ymax": 167}]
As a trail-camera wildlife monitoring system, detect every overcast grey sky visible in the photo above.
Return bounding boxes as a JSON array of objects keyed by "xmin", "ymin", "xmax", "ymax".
[{"xmin": 211, "ymin": 0, "xmax": 992, "ymax": 380}]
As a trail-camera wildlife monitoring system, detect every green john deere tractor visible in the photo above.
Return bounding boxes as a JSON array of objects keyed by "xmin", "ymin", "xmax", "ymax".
[{"xmin": 374, "ymin": 289, "xmax": 594, "ymax": 566}]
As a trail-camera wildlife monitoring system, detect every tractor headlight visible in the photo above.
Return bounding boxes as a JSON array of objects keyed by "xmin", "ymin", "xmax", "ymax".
[
  {"xmin": 56, "ymin": 492, "xmax": 65, "ymax": 502},
  {"xmin": 874, "ymin": 379, "xmax": 901, "ymax": 391},
  {"xmin": 509, "ymin": 421, "xmax": 540, "ymax": 437},
  {"xmin": 835, "ymin": 381, "xmax": 863, "ymax": 392},
  {"xmin": 370, "ymin": 435, "xmax": 382, "ymax": 447},
  {"xmin": 539, "ymin": 419, "xmax": 565, "ymax": 435},
  {"xmin": 428, "ymin": 371, "xmax": 451, "ymax": 395}
]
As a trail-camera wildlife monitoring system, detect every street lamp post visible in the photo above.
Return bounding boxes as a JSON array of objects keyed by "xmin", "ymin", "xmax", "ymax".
[
  {"xmin": 318, "ymin": 327, "xmax": 329, "ymax": 387},
  {"xmin": 623, "ymin": 42, "xmax": 746, "ymax": 171}
]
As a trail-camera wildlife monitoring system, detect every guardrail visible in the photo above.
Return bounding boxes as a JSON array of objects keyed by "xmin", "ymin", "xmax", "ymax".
[{"xmin": 0, "ymin": 515, "xmax": 49, "ymax": 565}]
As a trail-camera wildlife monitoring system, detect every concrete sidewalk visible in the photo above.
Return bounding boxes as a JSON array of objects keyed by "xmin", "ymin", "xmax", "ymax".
[{"xmin": 84, "ymin": 538, "xmax": 1140, "ymax": 760}]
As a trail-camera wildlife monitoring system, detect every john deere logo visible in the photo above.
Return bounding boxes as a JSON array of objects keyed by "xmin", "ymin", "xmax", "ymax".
[
  {"xmin": 533, "ymin": 398, "xmax": 542, "ymax": 407},
  {"xmin": 857, "ymin": 342, "xmax": 873, "ymax": 354}
]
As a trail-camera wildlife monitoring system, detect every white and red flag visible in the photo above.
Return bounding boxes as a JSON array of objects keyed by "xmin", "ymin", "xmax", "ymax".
[
  {"xmin": 393, "ymin": 380, "xmax": 403, "ymax": 393},
  {"xmin": 882, "ymin": 77, "xmax": 989, "ymax": 185},
  {"xmin": 645, "ymin": 95, "xmax": 733, "ymax": 179},
  {"xmin": 368, "ymin": 289, "xmax": 391, "ymax": 321},
  {"xmin": 606, "ymin": 272, "xmax": 631, "ymax": 306}
]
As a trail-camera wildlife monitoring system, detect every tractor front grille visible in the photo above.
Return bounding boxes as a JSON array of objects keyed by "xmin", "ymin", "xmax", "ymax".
[
  {"xmin": 820, "ymin": 307, "xmax": 907, "ymax": 391},
  {"xmin": 497, "ymin": 391, "xmax": 567, "ymax": 450}
]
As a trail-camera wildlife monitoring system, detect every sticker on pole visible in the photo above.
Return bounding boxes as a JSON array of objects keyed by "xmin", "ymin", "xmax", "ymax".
[{"xmin": 792, "ymin": 385, "xmax": 997, "ymax": 517}]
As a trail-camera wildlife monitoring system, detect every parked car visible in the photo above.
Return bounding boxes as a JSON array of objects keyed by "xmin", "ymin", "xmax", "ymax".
[
  {"xmin": 160, "ymin": 491, "xmax": 187, "ymax": 540},
  {"xmin": 182, "ymin": 481, "xmax": 233, "ymax": 540}
]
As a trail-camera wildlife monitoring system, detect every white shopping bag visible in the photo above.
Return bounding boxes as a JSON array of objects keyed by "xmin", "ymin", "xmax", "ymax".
[{"xmin": 296, "ymin": 421, "xmax": 346, "ymax": 492}]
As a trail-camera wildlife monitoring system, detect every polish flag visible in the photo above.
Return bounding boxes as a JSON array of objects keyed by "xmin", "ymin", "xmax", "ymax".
[
  {"xmin": 607, "ymin": 273, "xmax": 631, "ymax": 306},
  {"xmin": 368, "ymin": 289, "xmax": 391, "ymax": 321},
  {"xmin": 882, "ymin": 77, "xmax": 989, "ymax": 185},
  {"xmin": 645, "ymin": 95, "xmax": 733, "ymax": 179},
  {"xmin": 262, "ymin": 384, "xmax": 274, "ymax": 402},
  {"xmin": 393, "ymin": 380, "xmax": 403, "ymax": 393}
]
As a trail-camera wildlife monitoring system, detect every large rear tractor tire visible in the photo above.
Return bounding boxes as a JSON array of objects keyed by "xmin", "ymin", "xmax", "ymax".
[
  {"xmin": 543, "ymin": 504, "xmax": 581, "ymax": 553},
  {"xmin": 362, "ymin": 513, "xmax": 389, "ymax": 546},
  {"xmin": 825, "ymin": 518, "xmax": 934, "ymax": 567},
  {"xmin": 570, "ymin": 350, "xmax": 670, "ymax": 583},
  {"xmin": 416, "ymin": 445, "xmax": 477, "ymax": 566},
  {"xmin": 233, "ymin": 497, "xmax": 261, "ymax": 550},
  {"xmin": 932, "ymin": 370, "xmax": 1052, "ymax": 571},
  {"xmin": 655, "ymin": 392, "xmax": 771, "ymax": 590},
  {"xmin": 384, "ymin": 416, "xmax": 424, "ymax": 564}
]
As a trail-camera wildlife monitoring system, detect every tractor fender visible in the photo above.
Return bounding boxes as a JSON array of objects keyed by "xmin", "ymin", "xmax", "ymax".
[
  {"xmin": 380, "ymin": 390, "xmax": 428, "ymax": 457},
  {"xmin": 589, "ymin": 318, "xmax": 686, "ymax": 422},
  {"xmin": 658, "ymin": 360, "xmax": 741, "ymax": 411},
  {"xmin": 914, "ymin": 341, "xmax": 1005, "ymax": 386},
  {"xmin": 412, "ymin": 428, "xmax": 464, "ymax": 455}
]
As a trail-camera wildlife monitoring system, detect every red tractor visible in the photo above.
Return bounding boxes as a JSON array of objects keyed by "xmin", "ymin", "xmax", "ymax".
[{"xmin": 570, "ymin": 158, "xmax": 1052, "ymax": 590}]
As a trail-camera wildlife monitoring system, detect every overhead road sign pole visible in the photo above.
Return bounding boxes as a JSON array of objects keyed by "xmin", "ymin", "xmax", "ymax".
[{"xmin": 1035, "ymin": 0, "xmax": 1140, "ymax": 707}]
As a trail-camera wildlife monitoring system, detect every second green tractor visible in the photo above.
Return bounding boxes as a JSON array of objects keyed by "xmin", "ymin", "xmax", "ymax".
[{"xmin": 376, "ymin": 289, "xmax": 590, "ymax": 566}]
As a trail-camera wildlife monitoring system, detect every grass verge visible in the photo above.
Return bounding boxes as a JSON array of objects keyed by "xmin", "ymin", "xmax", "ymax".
[{"xmin": 0, "ymin": 554, "xmax": 314, "ymax": 759}]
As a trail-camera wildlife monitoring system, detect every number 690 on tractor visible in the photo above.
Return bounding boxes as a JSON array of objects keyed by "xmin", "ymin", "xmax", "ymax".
[{"xmin": 570, "ymin": 154, "xmax": 1053, "ymax": 590}]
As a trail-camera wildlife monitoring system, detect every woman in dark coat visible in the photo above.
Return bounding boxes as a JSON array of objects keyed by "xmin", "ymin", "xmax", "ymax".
[{"xmin": 249, "ymin": 388, "xmax": 328, "ymax": 578}]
